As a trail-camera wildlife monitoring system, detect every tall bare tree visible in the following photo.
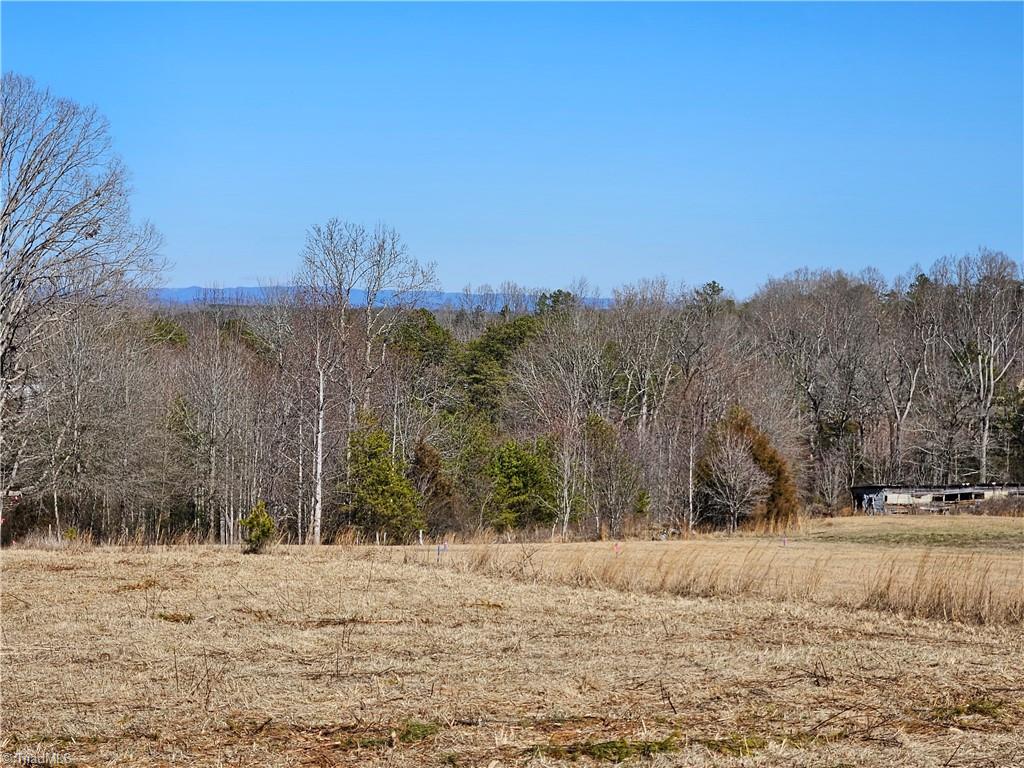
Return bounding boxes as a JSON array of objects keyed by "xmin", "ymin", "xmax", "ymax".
[
  {"xmin": 296, "ymin": 219, "xmax": 435, "ymax": 543},
  {"xmin": 1, "ymin": 73, "xmax": 159, "ymax": 517},
  {"xmin": 937, "ymin": 251, "xmax": 1023, "ymax": 483},
  {"xmin": 507, "ymin": 285, "xmax": 606, "ymax": 538}
]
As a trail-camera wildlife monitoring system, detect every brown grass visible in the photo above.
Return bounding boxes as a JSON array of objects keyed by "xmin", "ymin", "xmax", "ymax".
[
  {"xmin": 383, "ymin": 516, "xmax": 1024, "ymax": 625},
  {"xmin": 861, "ymin": 553, "xmax": 1024, "ymax": 625},
  {"xmin": 1, "ymin": 516, "xmax": 1022, "ymax": 766}
]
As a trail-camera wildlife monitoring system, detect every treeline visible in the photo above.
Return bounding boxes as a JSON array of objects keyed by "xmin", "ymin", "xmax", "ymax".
[
  {"xmin": 5, "ymin": 248, "xmax": 1023, "ymax": 544},
  {"xmin": 3, "ymin": 73, "xmax": 1023, "ymax": 544}
]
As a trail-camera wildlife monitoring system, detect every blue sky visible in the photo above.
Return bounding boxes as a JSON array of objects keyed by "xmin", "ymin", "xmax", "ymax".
[{"xmin": 3, "ymin": 2, "xmax": 1022, "ymax": 296}]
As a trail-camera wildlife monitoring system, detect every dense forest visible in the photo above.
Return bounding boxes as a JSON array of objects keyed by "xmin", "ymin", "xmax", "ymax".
[{"xmin": 3, "ymin": 73, "xmax": 1023, "ymax": 544}]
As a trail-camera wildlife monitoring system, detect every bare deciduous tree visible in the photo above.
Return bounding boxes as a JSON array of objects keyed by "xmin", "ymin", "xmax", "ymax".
[
  {"xmin": 296, "ymin": 218, "xmax": 435, "ymax": 543},
  {"xmin": 937, "ymin": 251, "xmax": 1023, "ymax": 483},
  {"xmin": 703, "ymin": 433, "xmax": 770, "ymax": 532},
  {"xmin": 1, "ymin": 72, "xmax": 160, "ymax": 517},
  {"xmin": 507, "ymin": 284, "xmax": 606, "ymax": 538}
]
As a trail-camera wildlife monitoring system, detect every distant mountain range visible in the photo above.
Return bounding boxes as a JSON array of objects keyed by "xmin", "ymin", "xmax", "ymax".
[
  {"xmin": 153, "ymin": 286, "xmax": 611, "ymax": 309},
  {"xmin": 154, "ymin": 286, "xmax": 276, "ymax": 303}
]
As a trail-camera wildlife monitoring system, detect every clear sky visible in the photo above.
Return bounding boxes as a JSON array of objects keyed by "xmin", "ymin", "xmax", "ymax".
[{"xmin": 3, "ymin": 2, "xmax": 1022, "ymax": 296}]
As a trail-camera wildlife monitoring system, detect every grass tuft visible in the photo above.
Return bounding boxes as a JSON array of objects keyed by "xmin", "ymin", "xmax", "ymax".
[
  {"xmin": 531, "ymin": 736, "xmax": 678, "ymax": 761},
  {"xmin": 696, "ymin": 734, "xmax": 769, "ymax": 756},
  {"xmin": 118, "ymin": 577, "xmax": 161, "ymax": 592},
  {"xmin": 927, "ymin": 698, "xmax": 1004, "ymax": 724},
  {"xmin": 155, "ymin": 611, "xmax": 194, "ymax": 624},
  {"xmin": 396, "ymin": 720, "xmax": 441, "ymax": 743}
]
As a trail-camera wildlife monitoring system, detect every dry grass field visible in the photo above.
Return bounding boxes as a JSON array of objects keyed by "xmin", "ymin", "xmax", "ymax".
[
  {"xmin": 2, "ymin": 516, "xmax": 1022, "ymax": 767},
  {"xmin": 384, "ymin": 515, "xmax": 1024, "ymax": 625}
]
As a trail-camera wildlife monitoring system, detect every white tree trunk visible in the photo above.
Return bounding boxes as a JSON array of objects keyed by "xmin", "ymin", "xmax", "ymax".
[
  {"xmin": 312, "ymin": 365, "xmax": 326, "ymax": 545},
  {"xmin": 687, "ymin": 433, "xmax": 695, "ymax": 532}
]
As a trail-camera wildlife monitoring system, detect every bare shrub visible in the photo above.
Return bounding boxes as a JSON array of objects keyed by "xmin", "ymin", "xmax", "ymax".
[{"xmin": 966, "ymin": 495, "xmax": 1024, "ymax": 518}]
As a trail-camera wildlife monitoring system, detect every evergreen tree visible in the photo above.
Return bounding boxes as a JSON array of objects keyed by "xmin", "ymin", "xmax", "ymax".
[
  {"xmin": 486, "ymin": 439, "xmax": 558, "ymax": 529},
  {"xmin": 391, "ymin": 308, "xmax": 456, "ymax": 366},
  {"xmin": 345, "ymin": 424, "xmax": 423, "ymax": 540},
  {"xmin": 536, "ymin": 289, "xmax": 577, "ymax": 315},
  {"xmin": 462, "ymin": 315, "xmax": 540, "ymax": 417},
  {"xmin": 240, "ymin": 500, "xmax": 275, "ymax": 553}
]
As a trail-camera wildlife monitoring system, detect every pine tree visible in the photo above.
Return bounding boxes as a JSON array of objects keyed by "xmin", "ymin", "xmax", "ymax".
[
  {"xmin": 345, "ymin": 425, "xmax": 423, "ymax": 541},
  {"xmin": 462, "ymin": 315, "xmax": 540, "ymax": 417},
  {"xmin": 486, "ymin": 439, "xmax": 558, "ymax": 529}
]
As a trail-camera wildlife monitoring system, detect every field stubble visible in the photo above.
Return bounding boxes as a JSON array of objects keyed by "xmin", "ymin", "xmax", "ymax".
[{"xmin": 1, "ymin": 516, "xmax": 1022, "ymax": 766}]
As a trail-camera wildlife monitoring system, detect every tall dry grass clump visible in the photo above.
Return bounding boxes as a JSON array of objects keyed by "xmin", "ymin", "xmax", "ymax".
[
  {"xmin": 389, "ymin": 533, "xmax": 1023, "ymax": 626},
  {"xmin": 861, "ymin": 552, "xmax": 1024, "ymax": 625},
  {"xmin": 9, "ymin": 528, "xmax": 96, "ymax": 552}
]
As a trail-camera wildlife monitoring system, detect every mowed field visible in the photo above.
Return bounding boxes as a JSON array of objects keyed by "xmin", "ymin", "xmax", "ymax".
[{"xmin": 1, "ymin": 517, "xmax": 1022, "ymax": 767}]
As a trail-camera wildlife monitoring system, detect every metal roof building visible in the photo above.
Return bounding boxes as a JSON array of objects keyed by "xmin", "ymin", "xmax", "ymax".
[{"xmin": 850, "ymin": 484, "xmax": 1024, "ymax": 514}]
